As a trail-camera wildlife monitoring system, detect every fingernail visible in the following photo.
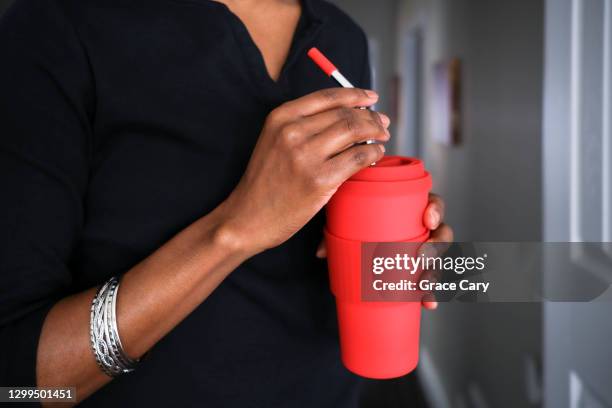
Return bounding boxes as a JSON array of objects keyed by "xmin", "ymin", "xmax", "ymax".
[
  {"xmin": 378, "ymin": 113, "xmax": 390, "ymax": 127},
  {"xmin": 379, "ymin": 144, "xmax": 386, "ymax": 153},
  {"xmin": 423, "ymin": 242, "xmax": 438, "ymax": 259},
  {"xmin": 365, "ymin": 90, "xmax": 378, "ymax": 99},
  {"xmin": 429, "ymin": 211, "xmax": 440, "ymax": 229}
]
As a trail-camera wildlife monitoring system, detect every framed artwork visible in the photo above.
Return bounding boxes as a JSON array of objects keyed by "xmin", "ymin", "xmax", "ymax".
[{"xmin": 432, "ymin": 58, "xmax": 462, "ymax": 146}]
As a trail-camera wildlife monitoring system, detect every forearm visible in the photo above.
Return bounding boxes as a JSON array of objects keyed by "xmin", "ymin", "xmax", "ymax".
[
  {"xmin": 36, "ymin": 205, "xmax": 251, "ymax": 403},
  {"xmin": 34, "ymin": 86, "xmax": 386, "ymax": 404}
]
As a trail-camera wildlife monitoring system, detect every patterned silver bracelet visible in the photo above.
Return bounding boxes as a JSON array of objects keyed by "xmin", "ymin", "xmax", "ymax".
[{"xmin": 90, "ymin": 276, "xmax": 139, "ymax": 377}]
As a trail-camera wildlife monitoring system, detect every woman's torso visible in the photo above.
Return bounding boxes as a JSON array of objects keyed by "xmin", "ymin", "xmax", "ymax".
[{"xmin": 26, "ymin": 0, "xmax": 370, "ymax": 405}]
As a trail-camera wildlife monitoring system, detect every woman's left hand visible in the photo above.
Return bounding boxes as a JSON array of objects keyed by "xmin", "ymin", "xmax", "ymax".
[{"xmin": 316, "ymin": 193, "xmax": 454, "ymax": 310}]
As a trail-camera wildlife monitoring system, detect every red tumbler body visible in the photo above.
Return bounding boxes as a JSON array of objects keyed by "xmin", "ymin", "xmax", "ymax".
[{"xmin": 325, "ymin": 156, "xmax": 432, "ymax": 379}]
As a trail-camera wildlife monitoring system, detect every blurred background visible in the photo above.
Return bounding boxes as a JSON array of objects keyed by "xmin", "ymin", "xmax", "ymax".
[
  {"xmin": 1, "ymin": 0, "xmax": 610, "ymax": 407},
  {"xmin": 330, "ymin": 0, "xmax": 612, "ymax": 407}
]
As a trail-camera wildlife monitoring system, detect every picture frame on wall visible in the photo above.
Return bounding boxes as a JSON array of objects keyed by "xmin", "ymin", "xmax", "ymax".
[{"xmin": 432, "ymin": 58, "xmax": 462, "ymax": 146}]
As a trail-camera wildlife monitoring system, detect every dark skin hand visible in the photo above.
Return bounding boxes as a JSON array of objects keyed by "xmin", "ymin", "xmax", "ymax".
[{"xmin": 219, "ymin": 88, "xmax": 391, "ymax": 253}]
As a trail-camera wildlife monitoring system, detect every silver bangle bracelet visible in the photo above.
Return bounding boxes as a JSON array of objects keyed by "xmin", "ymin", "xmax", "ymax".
[{"xmin": 90, "ymin": 276, "xmax": 138, "ymax": 377}]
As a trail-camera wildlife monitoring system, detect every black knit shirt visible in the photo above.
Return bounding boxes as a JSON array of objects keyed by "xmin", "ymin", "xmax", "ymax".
[{"xmin": 0, "ymin": 0, "xmax": 371, "ymax": 406}]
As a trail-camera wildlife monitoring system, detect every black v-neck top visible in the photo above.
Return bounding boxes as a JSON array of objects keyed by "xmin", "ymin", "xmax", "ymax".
[{"xmin": 0, "ymin": 0, "xmax": 371, "ymax": 406}]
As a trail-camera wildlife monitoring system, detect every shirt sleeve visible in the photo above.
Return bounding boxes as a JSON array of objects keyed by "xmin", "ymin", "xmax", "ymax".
[{"xmin": 0, "ymin": 0, "xmax": 93, "ymax": 386}]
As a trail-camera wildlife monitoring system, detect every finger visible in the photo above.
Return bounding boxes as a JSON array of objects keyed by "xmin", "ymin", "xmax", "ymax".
[
  {"xmin": 420, "ymin": 224, "xmax": 453, "ymax": 259},
  {"xmin": 423, "ymin": 193, "xmax": 446, "ymax": 230},
  {"xmin": 316, "ymin": 239, "xmax": 327, "ymax": 258},
  {"xmin": 295, "ymin": 107, "xmax": 390, "ymax": 140},
  {"xmin": 429, "ymin": 223, "xmax": 454, "ymax": 244},
  {"xmin": 278, "ymin": 88, "xmax": 379, "ymax": 119},
  {"xmin": 324, "ymin": 143, "xmax": 385, "ymax": 186},
  {"xmin": 307, "ymin": 115, "xmax": 390, "ymax": 158},
  {"xmin": 414, "ymin": 248, "xmax": 439, "ymax": 310},
  {"xmin": 422, "ymin": 299, "xmax": 438, "ymax": 310},
  {"xmin": 418, "ymin": 262, "xmax": 439, "ymax": 310},
  {"xmin": 419, "ymin": 264, "xmax": 443, "ymax": 284}
]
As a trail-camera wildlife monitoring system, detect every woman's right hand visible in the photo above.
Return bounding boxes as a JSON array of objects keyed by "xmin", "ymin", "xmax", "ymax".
[{"xmin": 216, "ymin": 88, "xmax": 390, "ymax": 256}]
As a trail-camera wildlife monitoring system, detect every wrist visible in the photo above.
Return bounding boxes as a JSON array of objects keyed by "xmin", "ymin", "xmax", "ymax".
[
  {"xmin": 203, "ymin": 202, "xmax": 258, "ymax": 260},
  {"xmin": 210, "ymin": 219, "xmax": 251, "ymax": 259}
]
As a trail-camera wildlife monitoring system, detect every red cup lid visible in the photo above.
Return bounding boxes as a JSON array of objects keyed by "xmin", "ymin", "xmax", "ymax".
[{"xmin": 350, "ymin": 156, "xmax": 426, "ymax": 182}]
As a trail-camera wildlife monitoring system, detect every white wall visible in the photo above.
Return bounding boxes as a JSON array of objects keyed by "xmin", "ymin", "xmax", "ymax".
[{"xmin": 396, "ymin": 0, "xmax": 543, "ymax": 242}]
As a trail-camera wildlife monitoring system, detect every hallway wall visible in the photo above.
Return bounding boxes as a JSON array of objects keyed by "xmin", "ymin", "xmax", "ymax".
[
  {"xmin": 395, "ymin": 0, "xmax": 544, "ymax": 407},
  {"xmin": 397, "ymin": 0, "xmax": 543, "ymax": 242}
]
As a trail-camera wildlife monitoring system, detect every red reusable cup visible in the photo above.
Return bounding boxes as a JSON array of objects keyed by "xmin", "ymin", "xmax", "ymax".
[{"xmin": 325, "ymin": 156, "xmax": 432, "ymax": 379}]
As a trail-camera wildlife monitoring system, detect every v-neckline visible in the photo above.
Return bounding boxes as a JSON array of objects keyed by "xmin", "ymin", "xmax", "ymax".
[{"xmin": 214, "ymin": 0, "xmax": 324, "ymax": 103}]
